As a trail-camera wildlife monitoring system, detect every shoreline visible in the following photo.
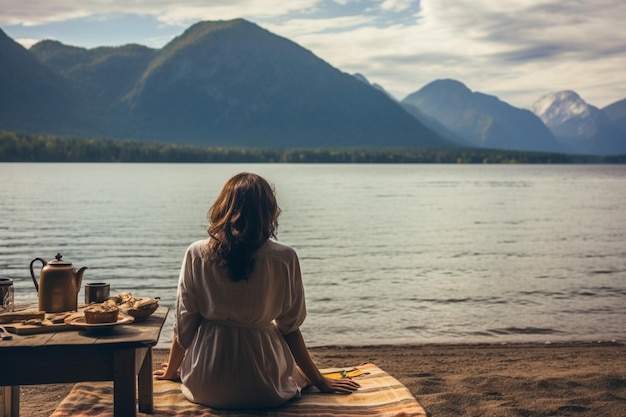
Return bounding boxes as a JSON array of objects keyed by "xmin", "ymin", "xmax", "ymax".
[{"xmin": 21, "ymin": 341, "xmax": 626, "ymax": 417}]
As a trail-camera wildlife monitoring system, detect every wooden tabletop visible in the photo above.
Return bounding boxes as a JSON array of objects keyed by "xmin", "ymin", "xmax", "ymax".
[{"xmin": 0, "ymin": 306, "xmax": 168, "ymax": 350}]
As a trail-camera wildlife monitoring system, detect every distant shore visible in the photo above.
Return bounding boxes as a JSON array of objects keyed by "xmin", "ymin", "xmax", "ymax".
[
  {"xmin": 21, "ymin": 341, "xmax": 626, "ymax": 417},
  {"xmin": 3, "ymin": 131, "xmax": 626, "ymax": 164}
]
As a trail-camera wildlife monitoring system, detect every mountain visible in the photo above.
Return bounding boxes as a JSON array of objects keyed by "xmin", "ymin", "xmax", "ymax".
[
  {"xmin": 400, "ymin": 102, "xmax": 472, "ymax": 147},
  {"xmin": 122, "ymin": 20, "xmax": 450, "ymax": 147},
  {"xmin": 0, "ymin": 28, "xmax": 99, "ymax": 136},
  {"xmin": 602, "ymin": 98, "xmax": 626, "ymax": 134},
  {"xmin": 531, "ymin": 91, "xmax": 625, "ymax": 155},
  {"xmin": 353, "ymin": 73, "xmax": 470, "ymax": 146},
  {"xmin": 30, "ymin": 41, "xmax": 157, "ymax": 107},
  {"xmin": 12, "ymin": 19, "xmax": 452, "ymax": 148},
  {"xmin": 353, "ymin": 73, "xmax": 394, "ymax": 99},
  {"xmin": 402, "ymin": 79, "xmax": 564, "ymax": 153}
]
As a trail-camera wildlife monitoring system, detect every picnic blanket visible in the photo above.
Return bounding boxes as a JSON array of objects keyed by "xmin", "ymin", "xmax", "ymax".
[{"xmin": 50, "ymin": 363, "xmax": 425, "ymax": 416}]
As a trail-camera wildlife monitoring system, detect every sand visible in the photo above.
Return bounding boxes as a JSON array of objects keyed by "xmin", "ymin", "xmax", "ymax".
[{"xmin": 18, "ymin": 341, "xmax": 626, "ymax": 417}]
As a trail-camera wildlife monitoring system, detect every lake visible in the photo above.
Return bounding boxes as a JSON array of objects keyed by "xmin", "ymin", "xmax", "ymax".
[{"xmin": 1, "ymin": 163, "xmax": 625, "ymax": 348}]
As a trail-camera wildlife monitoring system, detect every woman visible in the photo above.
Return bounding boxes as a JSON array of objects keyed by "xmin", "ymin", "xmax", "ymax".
[{"xmin": 154, "ymin": 173, "xmax": 360, "ymax": 408}]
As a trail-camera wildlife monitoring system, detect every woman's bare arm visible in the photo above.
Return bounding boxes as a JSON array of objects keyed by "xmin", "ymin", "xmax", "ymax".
[
  {"xmin": 153, "ymin": 334, "xmax": 185, "ymax": 380},
  {"xmin": 282, "ymin": 329, "xmax": 360, "ymax": 393}
]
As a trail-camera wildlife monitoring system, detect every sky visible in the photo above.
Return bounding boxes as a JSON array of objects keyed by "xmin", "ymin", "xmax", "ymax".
[{"xmin": 1, "ymin": 0, "xmax": 625, "ymax": 109}]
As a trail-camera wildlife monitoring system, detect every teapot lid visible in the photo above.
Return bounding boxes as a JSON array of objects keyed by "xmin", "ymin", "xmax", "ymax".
[{"xmin": 48, "ymin": 253, "xmax": 72, "ymax": 267}]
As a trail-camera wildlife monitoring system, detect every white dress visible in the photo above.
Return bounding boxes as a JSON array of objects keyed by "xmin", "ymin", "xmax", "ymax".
[{"xmin": 175, "ymin": 239, "xmax": 308, "ymax": 409}]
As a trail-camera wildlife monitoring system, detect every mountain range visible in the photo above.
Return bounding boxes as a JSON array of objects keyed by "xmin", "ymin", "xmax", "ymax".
[
  {"xmin": 402, "ymin": 79, "xmax": 564, "ymax": 153},
  {"xmin": 1, "ymin": 18, "xmax": 625, "ymax": 154},
  {"xmin": 1, "ymin": 19, "xmax": 446, "ymax": 149}
]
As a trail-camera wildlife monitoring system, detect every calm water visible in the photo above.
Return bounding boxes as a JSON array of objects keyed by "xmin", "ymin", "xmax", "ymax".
[{"xmin": 1, "ymin": 163, "xmax": 625, "ymax": 348}]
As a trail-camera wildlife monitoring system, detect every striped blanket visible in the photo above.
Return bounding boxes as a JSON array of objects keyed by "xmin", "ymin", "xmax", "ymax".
[{"xmin": 51, "ymin": 363, "xmax": 425, "ymax": 416}]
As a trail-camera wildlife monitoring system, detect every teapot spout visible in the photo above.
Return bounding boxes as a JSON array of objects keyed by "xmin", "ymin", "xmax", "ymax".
[{"xmin": 75, "ymin": 266, "xmax": 88, "ymax": 294}]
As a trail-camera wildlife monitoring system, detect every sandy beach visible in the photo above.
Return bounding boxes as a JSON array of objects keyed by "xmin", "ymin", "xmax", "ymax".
[{"xmin": 20, "ymin": 341, "xmax": 626, "ymax": 417}]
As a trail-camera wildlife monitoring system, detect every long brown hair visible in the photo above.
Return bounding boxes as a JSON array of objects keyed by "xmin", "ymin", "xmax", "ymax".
[{"xmin": 205, "ymin": 173, "xmax": 281, "ymax": 281}]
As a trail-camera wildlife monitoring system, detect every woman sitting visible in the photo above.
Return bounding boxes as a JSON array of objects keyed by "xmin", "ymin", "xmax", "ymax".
[{"xmin": 154, "ymin": 172, "xmax": 360, "ymax": 408}]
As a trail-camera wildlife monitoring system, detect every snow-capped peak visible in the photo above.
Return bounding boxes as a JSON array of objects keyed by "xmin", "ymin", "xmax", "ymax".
[{"xmin": 530, "ymin": 90, "xmax": 593, "ymax": 127}]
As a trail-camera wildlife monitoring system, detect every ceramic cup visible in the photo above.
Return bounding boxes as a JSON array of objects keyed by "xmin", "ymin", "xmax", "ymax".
[{"xmin": 85, "ymin": 282, "xmax": 110, "ymax": 304}]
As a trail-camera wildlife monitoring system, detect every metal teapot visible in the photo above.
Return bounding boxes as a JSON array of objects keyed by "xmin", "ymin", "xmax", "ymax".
[{"xmin": 29, "ymin": 253, "xmax": 87, "ymax": 313}]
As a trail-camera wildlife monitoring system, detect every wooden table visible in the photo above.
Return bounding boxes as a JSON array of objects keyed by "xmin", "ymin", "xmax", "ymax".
[{"xmin": 0, "ymin": 306, "xmax": 168, "ymax": 417}]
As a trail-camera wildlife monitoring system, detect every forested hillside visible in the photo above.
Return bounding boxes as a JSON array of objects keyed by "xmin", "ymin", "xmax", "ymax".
[{"xmin": 2, "ymin": 132, "xmax": 623, "ymax": 164}]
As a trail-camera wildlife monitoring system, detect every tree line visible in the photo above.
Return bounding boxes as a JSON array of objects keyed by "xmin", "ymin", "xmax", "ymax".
[{"xmin": 1, "ymin": 131, "xmax": 624, "ymax": 164}]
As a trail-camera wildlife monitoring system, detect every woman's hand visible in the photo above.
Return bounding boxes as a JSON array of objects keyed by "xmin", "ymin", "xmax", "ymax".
[
  {"xmin": 153, "ymin": 362, "xmax": 181, "ymax": 381},
  {"xmin": 154, "ymin": 335, "xmax": 185, "ymax": 381},
  {"xmin": 317, "ymin": 376, "xmax": 361, "ymax": 394}
]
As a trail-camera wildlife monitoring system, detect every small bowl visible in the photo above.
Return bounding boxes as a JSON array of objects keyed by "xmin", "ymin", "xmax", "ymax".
[{"xmin": 126, "ymin": 303, "xmax": 158, "ymax": 321}]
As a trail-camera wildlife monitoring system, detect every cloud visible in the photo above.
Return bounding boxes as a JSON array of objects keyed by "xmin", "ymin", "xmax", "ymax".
[
  {"xmin": 0, "ymin": 0, "xmax": 319, "ymax": 26},
  {"xmin": 12, "ymin": 37, "xmax": 40, "ymax": 48},
  {"xmin": 0, "ymin": 0, "xmax": 91, "ymax": 26},
  {"xmin": 264, "ymin": 15, "xmax": 375, "ymax": 37},
  {"xmin": 268, "ymin": 0, "xmax": 626, "ymax": 106},
  {"xmin": 422, "ymin": 0, "xmax": 626, "ymax": 62},
  {"xmin": 151, "ymin": 0, "xmax": 320, "ymax": 26},
  {"xmin": 380, "ymin": 0, "xmax": 414, "ymax": 12}
]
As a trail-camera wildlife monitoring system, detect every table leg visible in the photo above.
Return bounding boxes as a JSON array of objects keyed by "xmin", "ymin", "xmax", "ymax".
[
  {"xmin": 114, "ymin": 349, "xmax": 137, "ymax": 417},
  {"xmin": 0, "ymin": 386, "xmax": 19, "ymax": 417},
  {"xmin": 1, "ymin": 386, "xmax": 8, "ymax": 417},
  {"xmin": 10, "ymin": 387, "xmax": 17, "ymax": 417},
  {"xmin": 137, "ymin": 347, "xmax": 154, "ymax": 413}
]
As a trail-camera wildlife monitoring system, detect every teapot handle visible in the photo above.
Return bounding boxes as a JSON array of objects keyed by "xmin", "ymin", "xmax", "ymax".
[{"xmin": 29, "ymin": 257, "xmax": 47, "ymax": 293}]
